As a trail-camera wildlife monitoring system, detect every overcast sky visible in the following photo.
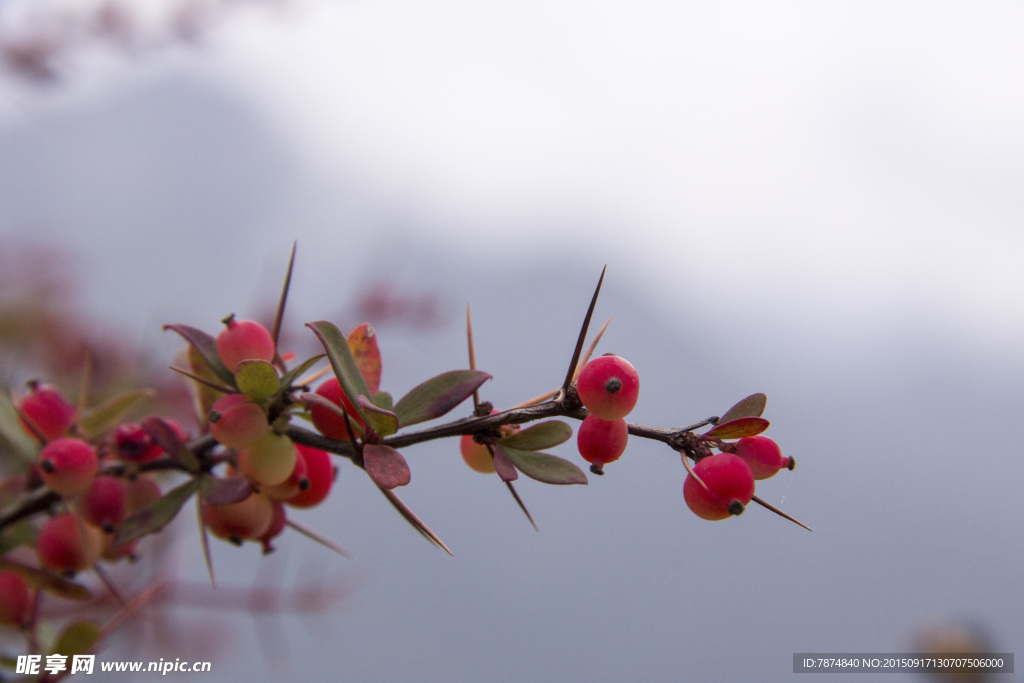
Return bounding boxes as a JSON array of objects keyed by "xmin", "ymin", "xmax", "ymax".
[{"xmin": 1, "ymin": 1, "xmax": 1022, "ymax": 681}]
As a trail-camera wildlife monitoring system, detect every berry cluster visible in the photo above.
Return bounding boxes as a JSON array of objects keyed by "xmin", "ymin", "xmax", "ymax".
[{"xmin": 574, "ymin": 354, "xmax": 639, "ymax": 474}]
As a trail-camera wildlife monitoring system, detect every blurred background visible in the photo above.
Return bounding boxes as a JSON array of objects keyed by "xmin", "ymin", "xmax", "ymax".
[{"xmin": 1, "ymin": 0, "xmax": 1022, "ymax": 681}]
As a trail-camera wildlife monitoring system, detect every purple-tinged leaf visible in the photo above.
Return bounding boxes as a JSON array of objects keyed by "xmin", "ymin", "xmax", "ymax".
[
  {"xmin": 358, "ymin": 395, "xmax": 398, "ymax": 439},
  {"xmin": 499, "ymin": 420, "xmax": 573, "ymax": 451},
  {"xmin": 363, "ymin": 444, "xmax": 410, "ymax": 489},
  {"xmin": 141, "ymin": 416, "xmax": 199, "ymax": 472},
  {"xmin": 498, "ymin": 446, "xmax": 588, "ymax": 485},
  {"xmin": 0, "ymin": 557, "xmax": 91, "ymax": 601},
  {"xmin": 163, "ymin": 324, "xmax": 235, "ymax": 386},
  {"xmin": 306, "ymin": 321, "xmax": 371, "ymax": 424},
  {"xmin": 377, "ymin": 486, "xmax": 452, "ymax": 554},
  {"xmin": 114, "ymin": 477, "xmax": 202, "ymax": 546},
  {"xmin": 347, "ymin": 323, "xmax": 382, "ymax": 395},
  {"xmin": 393, "ymin": 370, "xmax": 492, "ymax": 427},
  {"xmin": 718, "ymin": 393, "xmax": 767, "ymax": 424},
  {"xmin": 704, "ymin": 417, "xmax": 770, "ymax": 440},
  {"xmin": 491, "ymin": 445, "xmax": 518, "ymax": 482},
  {"xmin": 79, "ymin": 388, "xmax": 156, "ymax": 441},
  {"xmin": 201, "ymin": 477, "xmax": 253, "ymax": 506}
]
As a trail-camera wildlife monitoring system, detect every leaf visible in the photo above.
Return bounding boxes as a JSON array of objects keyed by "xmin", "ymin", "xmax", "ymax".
[
  {"xmin": 0, "ymin": 389, "xmax": 35, "ymax": 463},
  {"xmin": 0, "ymin": 557, "xmax": 91, "ymax": 601},
  {"xmin": 357, "ymin": 396, "xmax": 398, "ymax": 439},
  {"xmin": 51, "ymin": 619, "xmax": 101, "ymax": 658},
  {"xmin": 497, "ymin": 445, "xmax": 588, "ymax": 485},
  {"xmin": 718, "ymin": 393, "xmax": 767, "ymax": 424},
  {"xmin": 185, "ymin": 345, "xmax": 229, "ymax": 421},
  {"xmin": 234, "ymin": 359, "xmax": 279, "ymax": 401},
  {"xmin": 164, "ymin": 324, "xmax": 236, "ymax": 386},
  {"xmin": 347, "ymin": 323, "xmax": 382, "ymax": 395},
  {"xmin": 704, "ymin": 417, "xmax": 770, "ymax": 440},
  {"xmin": 306, "ymin": 321, "xmax": 371, "ymax": 424},
  {"xmin": 372, "ymin": 391, "xmax": 394, "ymax": 412},
  {"xmin": 499, "ymin": 420, "xmax": 573, "ymax": 451},
  {"xmin": 200, "ymin": 477, "xmax": 253, "ymax": 506},
  {"xmin": 77, "ymin": 388, "xmax": 156, "ymax": 441},
  {"xmin": 141, "ymin": 416, "xmax": 199, "ymax": 472},
  {"xmin": 393, "ymin": 370, "xmax": 492, "ymax": 427},
  {"xmin": 0, "ymin": 520, "xmax": 36, "ymax": 556},
  {"xmin": 491, "ymin": 446, "xmax": 518, "ymax": 482},
  {"xmin": 114, "ymin": 477, "xmax": 202, "ymax": 546},
  {"xmin": 278, "ymin": 353, "xmax": 326, "ymax": 390},
  {"xmin": 362, "ymin": 444, "xmax": 410, "ymax": 489}
]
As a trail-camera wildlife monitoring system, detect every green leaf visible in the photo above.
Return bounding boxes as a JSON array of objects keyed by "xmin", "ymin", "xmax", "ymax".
[
  {"xmin": 51, "ymin": 620, "xmax": 101, "ymax": 658},
  {"xmin": 499, "ymin": 420, "xmax": 573, "ymax": 451},
  {"xmin": 363, "ymin": 444, "xmax": 410, "ymax": 489},
  {"xmin": 393, "ymin": 370, "xmax": 492, "ymax": 427},
  {"xmin": 0, "ymin": 520, "xmax": 36, "ymax": 556},
  {"xmin": 718, "ymin": 393, "xmax": 767, "ymax": 424},
  {"xmin": 372, "ymin": 391, "xmax": 394, "ymax": 412},
  {"xmin": 0, "ymin": 557, "xmax": 91, "ymax": 601},
  {"xmin": 306, "ymin": 321, "xmax": 371, "ymax": 424},
  {"xmin": 200, "ymin": 477, "xmax": 253, "ymax": 506},
  {"xmin": 114, "ymin": 477, "xmax": 202, "ymax": 546},
  {"xmin": 704, "ymin": 416, "xmax": 770, "ymax": 439},
  {"xmin": 235, "ymin": 359, "xmax": 279, "ymax": 401},
  {"xmin": 491, "ymin": 446, "xmax": 518, "ymax": 482},
  {"xmin": 78, "ymin": 388, "xmax": 156, "ymax": 441},
  {"xmin": 278, "ymin": 353, "xmax": 326, "ymax": 390},
  {"xmin": 141, "ymin": 416, "xmax": 199, "ymax": 472},
  {"xmin": 497, "ymin": 445, "xmax": 588, "ymax": 485},
  {"xmin": 358, "ymin": 396, "xmax": 398, "ymax": 439},
  {"xmin": 0, "ymin": 389, "xmax": 39, "ymax": 463},
  {"xmin": 164, "ymin": 324, "xmax": 236, "ymax": 386},
  {"xmin": 347, "ymin": 322, "xmax": 382, "ymax": 395}
]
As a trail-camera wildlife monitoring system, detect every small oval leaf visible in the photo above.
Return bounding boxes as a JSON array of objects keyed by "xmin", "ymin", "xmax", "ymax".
[
  {"xmin": 363, "ymin": 444, "xmax": 411, "ymax": 489},
  {"xmin": 348, "ymin": 323, "xmax": 382, "ymax": 395},
  {"xmin": 114, "ymin": 477, "xmax": 202, "ymax": 546},
  {"xmin": 718, "ymin": 393, "xmax": 767, "ymax": 424},
  {"xmin": 704, "ymin": 416, "xmax": 770, "ymax": 439},
  {"xmin": 491, "ymin": 446, "xmax": 518, "ymax": 482},
  {"xmin": 499, "ymin": 446, "xmax": 588, "ymax": 485},
  {"xmin": 393, "ymin": 370, "xmax": 492, "ymax": 427},
  {"xmin": 499, "ymin": 421, "xmax": 573, "ymax": 451},
  {"xmin": 235, "ymin": 359, "xmax": 279, "ymax": 401}
]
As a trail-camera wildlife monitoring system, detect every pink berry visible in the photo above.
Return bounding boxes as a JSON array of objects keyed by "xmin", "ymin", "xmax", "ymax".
[
  {"xmin": 38, "ymin": 437, "xmax": 98, "ymax": 497},
  {"xmin": 0, "ymin": 571, "xmax": 32, "ymax": 625},
  {"xmin": 215, "ymin": 316, "xmax": 276, "ymax": 373},
  {"xmin": 79, "ymin": 476, "xmax": 127, "ymax": 532},
  {"xmin": 285, "ymin": 444, "xmax": 334, "ymax": 509},
  {"xmin": 208, "ymin": 394, "xmax": 268, "ymax": 449},
  {"xmin": 259, "ymin": 499, "xmax": 287, "ymax": 554},
  {"xmin": 17, "ymin": 382, "xmax": 77, "ymax": 441},
  {"xmin": 201, "ymin": 491, "xmax": 274, "ymax": 545},
  {"xmin": 732, "ymin": 436, "xmax": 794, "ymax": 480},
  {"xmin": 237, "ymin": 431, "xmax": 297, "ymax": 487},
  {"xmin": 262, "ymin": 446, "xmax": 310, "ymax": 500},
  {"xmin": 36, "ymin": 513, "xmax": 102, "ymax": 575},
  {"xmin": 113, "ymin": 423, "xmax": 163, "ymax": 463},
  {"xmin": 576, "ymin": 414, "xmax": 628, "ymax": 475},
  {"xmin": 309, "ymin": 377, "xmax": 365, "ymax": 441},
  {"xmin": 683, "ymin": 453, "xmax": 755, "ymax": 521},
  {"xmin": 576, "ymin": 355, "xmax": 639, "ymax": 421}
]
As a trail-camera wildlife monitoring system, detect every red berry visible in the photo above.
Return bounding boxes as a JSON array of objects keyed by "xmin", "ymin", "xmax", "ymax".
[
  {"xmin": 79, "ymin": 476, "xmax": 127, "ymax": 532},
  {"xmin": 208, "ymin": 394, "xmax": 268, "ymax": 449},
  {"xmin": 237, "ymin": 431, "xmax": 297, "ymax": 487},
  {"xmin": 17, "ymin": 382, "xmax": 77, "ymax": 441},
  {"xmin": 285, "ymin": 444, "xmax": 334, "ymax": 509},
  {"xmin": 0, "ymin": 571, "xmax": 32, "ymax": 625},
  {"xmin": 732, "ymin": 436, "xmax": 794, "ymax": 480},
  {"xmin": 113, "ymin": 423, "xmax": 163, "ymax": 463},
  {"xmin": 201, "ymin": 491, "xmax": 274, "ymax": 545},
  {"xmin": 576, "ymin": 355, "xmax": 639, "ymax": 421},
  {"xmin": 36, "ymin": 512, "xmax": 102, "ymax": 575},
  {"xmin": 683, "ymin": 453, "xmax": 755, "ymax": 521},
  {"xmin": 216, "ymin": 316, "xmax": 275, "ymax": 373},
  {"xmin": 38, "ymin": 437, "xmax": 98, "ymax": 497},
  {"xmin": 123, "ymin": 476, "xmax": 162, "ymax": 514},
  {"xmin": 309, "ymin": 377, "xmax": 365, "ymax": 441},
  {"xmin": 576, "ymin": 414, "xmax": 629, "ymax": 474},
  {"xmin": 259, "ymin": 499, "xmax": 287, "ymax": 554}
]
